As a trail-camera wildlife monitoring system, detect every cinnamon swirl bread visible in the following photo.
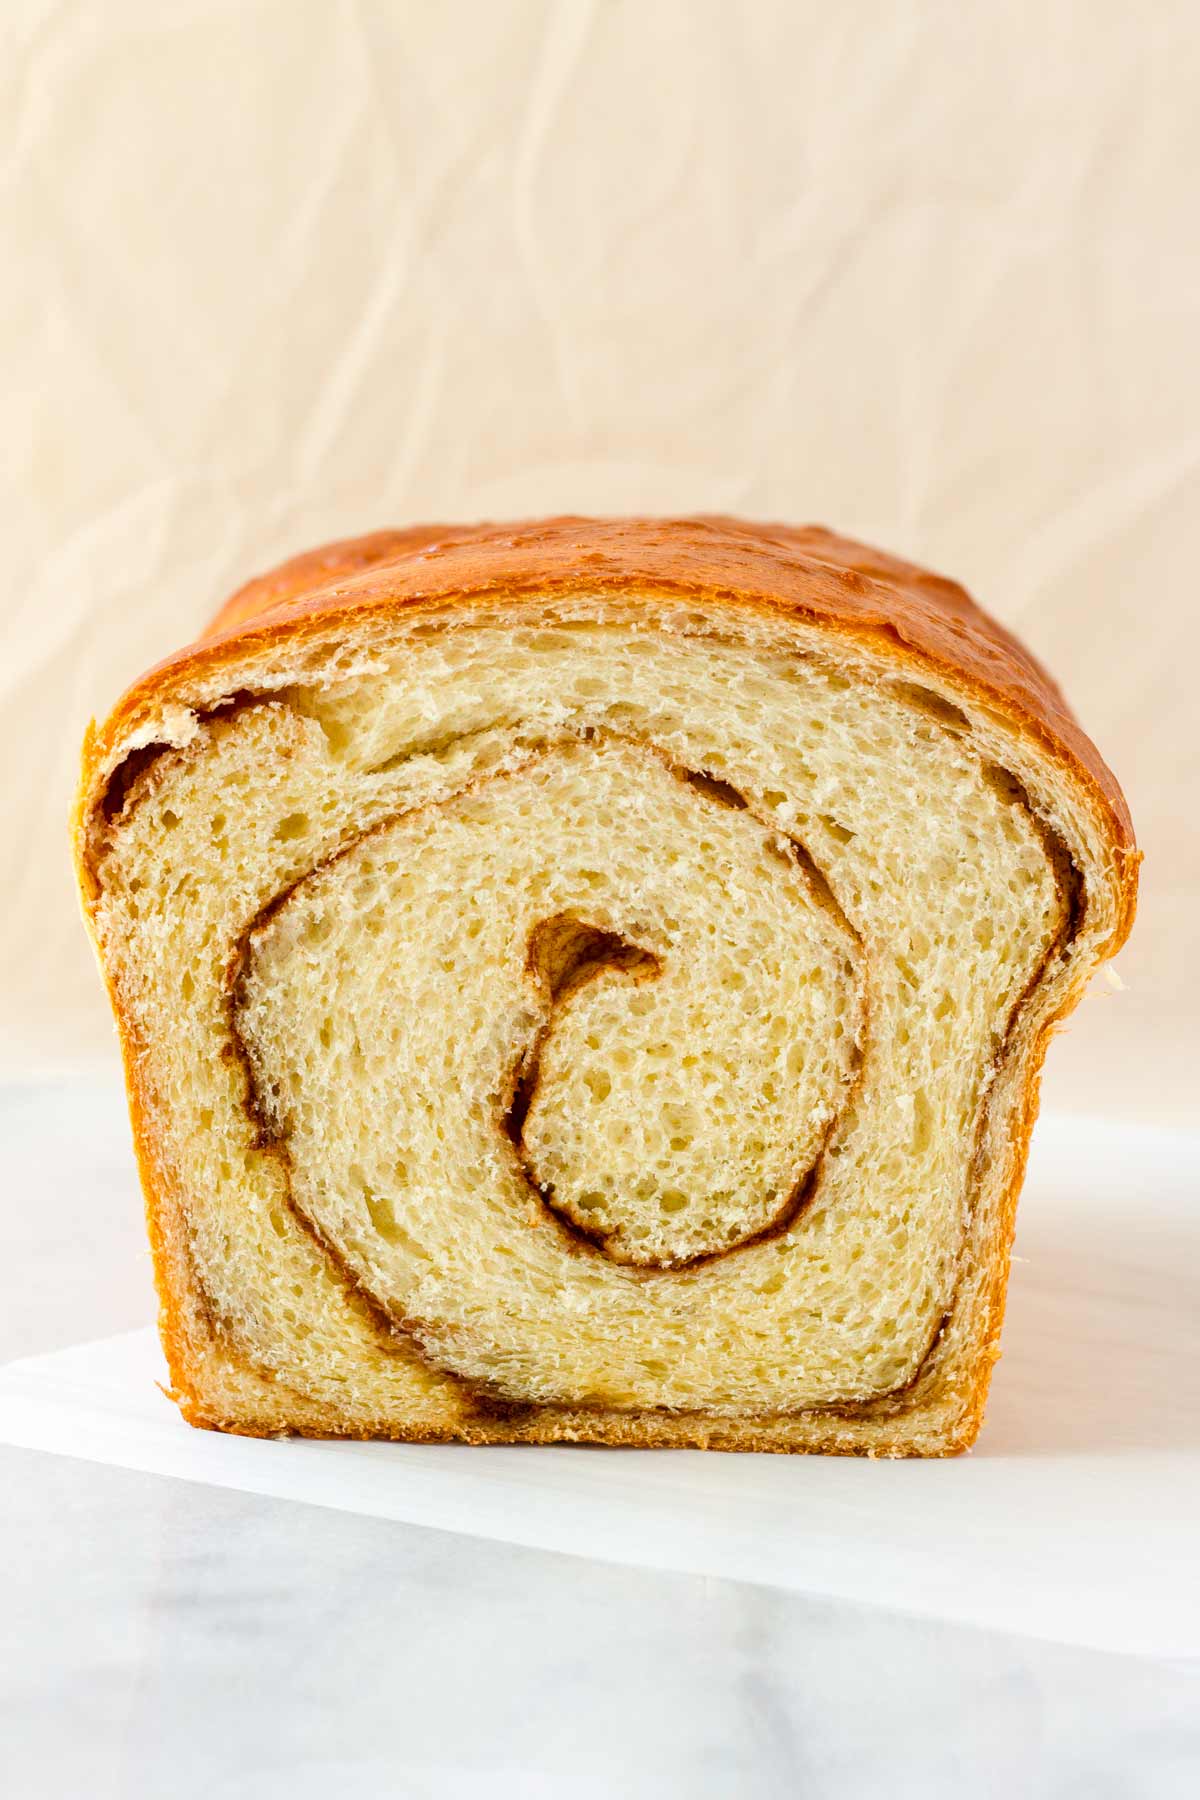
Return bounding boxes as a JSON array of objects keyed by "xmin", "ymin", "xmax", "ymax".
[{"xmin": 73, "ymin": 518, "xmax": 1137, "ymax": 1454}]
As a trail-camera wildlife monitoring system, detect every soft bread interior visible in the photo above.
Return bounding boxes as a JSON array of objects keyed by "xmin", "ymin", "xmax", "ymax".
[{"xmin": 87, "ymin": 599, "xmax": 1118, "ymax": 1444}]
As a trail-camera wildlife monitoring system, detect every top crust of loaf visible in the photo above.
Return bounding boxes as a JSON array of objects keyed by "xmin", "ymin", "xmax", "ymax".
[{"xmin": 76, "ymin": 517, "xmax": 1137, "ymax": 958}]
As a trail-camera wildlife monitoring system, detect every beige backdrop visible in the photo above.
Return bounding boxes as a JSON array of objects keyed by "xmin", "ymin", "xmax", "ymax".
[{"xmin": 3, "ymin": 0, "xmax": 1196, "ymax": 1123}]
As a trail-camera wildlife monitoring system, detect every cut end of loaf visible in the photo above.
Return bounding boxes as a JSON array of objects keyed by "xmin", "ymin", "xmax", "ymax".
[{"xmin": 75, "ymin": 517, "xmax": 1137, "ymax": 1455}]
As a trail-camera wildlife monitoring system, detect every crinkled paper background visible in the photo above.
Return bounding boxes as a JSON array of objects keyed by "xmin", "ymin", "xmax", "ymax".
[{"xmin": 3, "ymin": 0, "xmax": 1197, "ymax": 1123}]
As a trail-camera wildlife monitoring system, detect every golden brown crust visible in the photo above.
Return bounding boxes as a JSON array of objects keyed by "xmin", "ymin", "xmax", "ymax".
[
  {"xmin": 80, "ymin": 516, "xmax": 1136, "ymax": 877},
  {"xmin": 73, "ymin": 516, "xmax": 1140, "ymax": 1455}
]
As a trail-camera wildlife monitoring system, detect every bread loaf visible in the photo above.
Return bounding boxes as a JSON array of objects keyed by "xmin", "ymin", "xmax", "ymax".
[{"xmin": 73, "ymin": 517, "xmax": 1137, "ymax": 1454}]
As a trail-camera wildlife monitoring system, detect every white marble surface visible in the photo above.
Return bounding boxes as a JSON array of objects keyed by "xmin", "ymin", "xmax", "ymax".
[
  {"xmin": 5, "ymin": 1446, "xmax": 1200, "ymax": 1800},
  {"xmin": 2, "ymin": 1077, "xmax": 1199, "ymax": 1795}
]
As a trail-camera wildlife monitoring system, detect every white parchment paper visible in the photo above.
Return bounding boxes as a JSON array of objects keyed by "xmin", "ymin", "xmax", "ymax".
[{"xmin": 3, "ymin": 1116, "xmax": 1197, "ymax": 1659}]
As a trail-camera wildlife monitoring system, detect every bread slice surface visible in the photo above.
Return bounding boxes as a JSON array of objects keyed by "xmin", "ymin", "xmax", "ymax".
[{"xmin": 74, "ymin": 516, "xmax": 1137, "ymax": 1454}]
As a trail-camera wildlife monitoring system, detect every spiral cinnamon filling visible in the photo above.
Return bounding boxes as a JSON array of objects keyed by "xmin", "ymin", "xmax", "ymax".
[{"xmin": 92, "ymin": 614, "xmax": 1086, "ymax": 1425}]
